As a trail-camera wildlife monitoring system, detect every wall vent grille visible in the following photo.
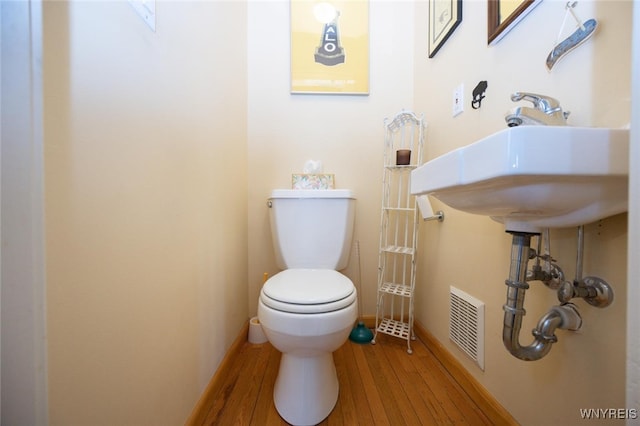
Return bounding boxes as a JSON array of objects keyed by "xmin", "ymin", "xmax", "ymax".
[{"xmin": 449, "ymin": 286, "xmax": 485, "ymax": 370}]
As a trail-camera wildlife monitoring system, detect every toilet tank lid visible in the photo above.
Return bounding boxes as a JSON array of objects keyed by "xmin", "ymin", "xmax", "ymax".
[{"xmin": 270, "ymin": 189, "xmax": 355, "ymax": 199}]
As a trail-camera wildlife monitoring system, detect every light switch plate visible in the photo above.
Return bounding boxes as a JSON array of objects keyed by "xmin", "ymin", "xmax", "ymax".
[{"xmin": 453, "ymin": 84, "xmax": 464, "ymax": 117}]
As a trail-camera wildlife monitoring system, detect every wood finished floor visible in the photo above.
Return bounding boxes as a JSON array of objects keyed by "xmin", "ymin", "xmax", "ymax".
[{"xmin": 195, "ymin": 332, "xmax": 495, "ymax": 425}]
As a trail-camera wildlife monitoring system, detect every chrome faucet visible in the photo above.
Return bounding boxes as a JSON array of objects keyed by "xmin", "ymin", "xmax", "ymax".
[{"xmin": 505, "ymin": 92, "xmax": 570, "ymax": 127}]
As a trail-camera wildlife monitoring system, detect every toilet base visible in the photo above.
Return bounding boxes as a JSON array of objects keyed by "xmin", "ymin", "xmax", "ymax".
[{"xmin": 274, "ymin": 352, "xmax": 338, "ymax": 425}]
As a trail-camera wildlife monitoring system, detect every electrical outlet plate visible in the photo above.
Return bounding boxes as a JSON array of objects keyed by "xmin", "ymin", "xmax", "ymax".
[{"xmin": 453, "ymin": 84, "xmax": 464, "ymax": 117}]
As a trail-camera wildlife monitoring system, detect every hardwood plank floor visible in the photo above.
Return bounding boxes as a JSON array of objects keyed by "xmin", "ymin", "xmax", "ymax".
[{"xmin": 194, "ymin": 331, "xmax": 499, "ymax": 425}]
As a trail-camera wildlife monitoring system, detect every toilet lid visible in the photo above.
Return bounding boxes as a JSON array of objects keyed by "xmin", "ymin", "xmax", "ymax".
[{"xmin": 261, "ymin": 269, "xmax": 356, "ymax": 314}]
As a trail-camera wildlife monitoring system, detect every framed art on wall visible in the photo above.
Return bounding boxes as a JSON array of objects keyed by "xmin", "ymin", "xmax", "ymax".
[
  {"xmin": 428, "ymin": 0, "xmax": 462, "ymax": 58},
  {"xmin": 290, "ymin": 0, "xmax": 369, "ymax": 95}
]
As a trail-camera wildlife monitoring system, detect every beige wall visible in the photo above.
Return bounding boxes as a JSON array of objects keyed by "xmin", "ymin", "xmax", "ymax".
[
  {"xmin": 42, "ymin": 1, "xmax": 248, "ymax": 424},
  {"xmin": 413, "ymin": 1, "xmax": 631, "ymax": 425}
]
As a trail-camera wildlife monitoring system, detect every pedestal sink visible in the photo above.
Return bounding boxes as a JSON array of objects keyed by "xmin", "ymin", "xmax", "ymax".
[{"xmin": 410, "ymin": 126, "xmax": 629, "ymax": 233}]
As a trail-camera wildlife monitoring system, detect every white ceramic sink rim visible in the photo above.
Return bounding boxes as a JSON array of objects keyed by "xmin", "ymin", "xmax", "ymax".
[{"xmin": 410, "ymin": 126, "xmax": 629, "ymax": 232}]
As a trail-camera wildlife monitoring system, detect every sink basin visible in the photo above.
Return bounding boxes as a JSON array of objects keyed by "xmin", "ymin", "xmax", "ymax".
[{"xmin": 410, "ymin": 126, "xmax": 629, "ymax": 233}]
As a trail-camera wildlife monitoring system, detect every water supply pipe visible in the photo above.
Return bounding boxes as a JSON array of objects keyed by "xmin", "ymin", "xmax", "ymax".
[
  {"xmin": 503, "ymin": 232, "xmax": 582, "ymax": 361},
  {"xmin": 557, "ymin": 225, "xmax": 614, "ymax": 308}
]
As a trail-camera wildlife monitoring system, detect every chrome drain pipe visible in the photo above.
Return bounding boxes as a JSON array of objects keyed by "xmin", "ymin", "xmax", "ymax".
[{"xmin": 503, "ymin": 232, "xmax": 582, "ymax": 361}]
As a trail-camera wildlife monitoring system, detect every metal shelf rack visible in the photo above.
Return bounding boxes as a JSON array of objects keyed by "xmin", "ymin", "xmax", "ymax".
[{"xmin": 372, "ymin": 111, "xmax": 425, "ymax": 354}]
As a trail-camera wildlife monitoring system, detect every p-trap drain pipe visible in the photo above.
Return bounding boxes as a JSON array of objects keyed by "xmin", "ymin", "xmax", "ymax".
[{"xmin": 503, "ymin": 232, "xmax": 582, "ymax": 361}]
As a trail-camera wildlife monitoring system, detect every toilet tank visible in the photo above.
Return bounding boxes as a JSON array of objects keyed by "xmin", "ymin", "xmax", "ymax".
[{"xmin": 268, "ymin": 189, "xmax": 356, "ymax": 270}]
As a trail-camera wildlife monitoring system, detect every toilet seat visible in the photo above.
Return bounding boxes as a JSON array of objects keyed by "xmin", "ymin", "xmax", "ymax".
[{"xmin": 261, "ymin": 269, "xmax": 355, "ymax": 314}]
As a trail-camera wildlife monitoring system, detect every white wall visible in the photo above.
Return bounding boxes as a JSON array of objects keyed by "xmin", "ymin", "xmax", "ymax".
[
  {"xmin": 627, "ymin": 1, "xmax": 640, "ymax": 421},
  {"xmin": 0, "ymin": 1, "xmax": 47, "ymax": 424}
]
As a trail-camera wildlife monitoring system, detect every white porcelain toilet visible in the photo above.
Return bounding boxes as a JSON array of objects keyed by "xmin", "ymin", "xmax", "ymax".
[{"xmin": 258, "ymin": 189, "xmax": 357, "ymax": 426}]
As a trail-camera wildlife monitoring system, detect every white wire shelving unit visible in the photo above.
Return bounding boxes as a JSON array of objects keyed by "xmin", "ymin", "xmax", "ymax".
[{"xmin": 372, "ymin": 111, "xmax": 425, "ymax": 354}]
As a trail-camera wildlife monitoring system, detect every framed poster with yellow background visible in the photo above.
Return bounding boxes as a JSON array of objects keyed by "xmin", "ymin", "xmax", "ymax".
[{"xmin": 291, "ymin": 0, "xmax": 369, "ymax": 95}]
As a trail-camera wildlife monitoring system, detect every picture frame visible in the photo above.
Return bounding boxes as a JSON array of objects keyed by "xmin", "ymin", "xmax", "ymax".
[
  {"xmin": 428, "ymin": 0, "xmax": 462, "ymax": 58},
  {"xmin": 290, "ymin": 0, "xmax": 369, "ymax": 95}
]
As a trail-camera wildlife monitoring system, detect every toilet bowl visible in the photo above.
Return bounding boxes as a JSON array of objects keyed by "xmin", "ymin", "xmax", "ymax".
[
  {"xmin": 258, "ymin": 269, "xmax": 357, "ymax": 426},
  {"xmin": 258, "ymin": 189, "xmax": 357, "ymax": 425}
]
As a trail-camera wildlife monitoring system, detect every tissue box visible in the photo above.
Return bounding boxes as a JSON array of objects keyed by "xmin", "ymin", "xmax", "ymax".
[{"xmin": 292, "ymin": 174, "xmax": 335, "ymax": 190}]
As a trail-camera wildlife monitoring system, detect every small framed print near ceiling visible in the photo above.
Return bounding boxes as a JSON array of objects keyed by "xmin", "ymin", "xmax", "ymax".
[
  {"xmin": 428, "ymin": 0, "xmax": 462, "ymax": 58},
  {"xmin": 291, "ymin": 0, "xmax": 369, "ymax": 95}
]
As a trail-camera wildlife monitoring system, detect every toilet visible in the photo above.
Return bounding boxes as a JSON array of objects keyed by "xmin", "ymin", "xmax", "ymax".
[{"xmin": 258, "ymin": 189, "xmax": 357, "ymax": 426}]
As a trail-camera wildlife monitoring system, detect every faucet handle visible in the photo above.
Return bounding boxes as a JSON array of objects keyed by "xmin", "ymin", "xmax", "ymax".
[{"xmin": 510, "ymin": 92, "xmax": 561, "ymax": 114}]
